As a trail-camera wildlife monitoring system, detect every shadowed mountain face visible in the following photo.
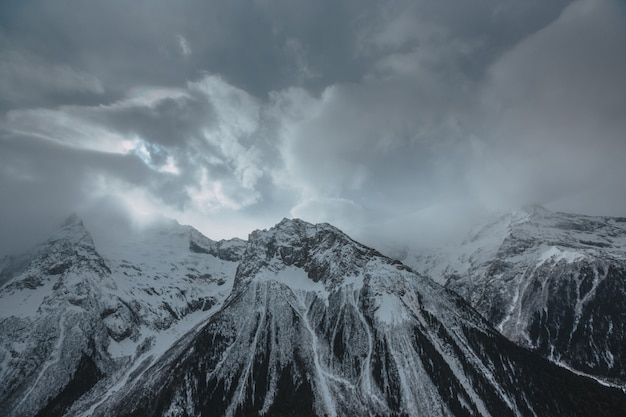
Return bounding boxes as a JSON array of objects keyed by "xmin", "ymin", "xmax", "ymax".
[
  {"xmin": 2, "ymin": 217, "xmax": 626, "ymax": 417},
  {"xmin": 406, "ymin": 206, "xmax": 626, "ymax": 385}
]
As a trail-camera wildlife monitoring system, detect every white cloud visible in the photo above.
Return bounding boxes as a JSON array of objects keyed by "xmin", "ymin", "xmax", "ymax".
[
  {"xmin": 3, "ymin": 85, "xmax": 189, "ymax": 154},
  {"xmin": 177, "ymin": 34, "xmax": 192, "ymax": 57},
  {"xmin": 1, "ymin": 74, "xmax": 271, "ymax": 226},
  {"xmin": 191, "ymin": 75, "xmax": 266, "ymax": 206},
  {"xmin": 4, "ymin": 108, "xmax": 138, "ymax": 154}
]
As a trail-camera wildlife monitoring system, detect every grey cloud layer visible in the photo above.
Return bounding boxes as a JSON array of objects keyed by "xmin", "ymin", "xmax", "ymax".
[{"xmin": 1, "ymin": 0, "xmax": 624, "ymax": 254}]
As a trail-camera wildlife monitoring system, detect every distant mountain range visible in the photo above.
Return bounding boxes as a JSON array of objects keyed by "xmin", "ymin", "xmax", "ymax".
[{"xmin": 1, "ymin": 210, "xmax": 625, "ymax": 416}]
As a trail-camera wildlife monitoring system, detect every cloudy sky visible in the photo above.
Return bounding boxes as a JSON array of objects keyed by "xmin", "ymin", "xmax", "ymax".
[{"xmin": 1, "ymin": 0, "xmax": 625, "ymax": 254}]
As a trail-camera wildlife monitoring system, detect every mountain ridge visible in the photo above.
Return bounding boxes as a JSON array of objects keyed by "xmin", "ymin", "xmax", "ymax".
[{"xmin": 1, "ymin": 214, "xmax": 626, "ymax": 416}]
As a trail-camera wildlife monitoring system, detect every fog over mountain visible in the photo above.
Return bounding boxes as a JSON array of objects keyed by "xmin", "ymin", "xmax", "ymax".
[{"xmin": 1, "ymin": 0, "xmax": 625, "ymax": 255}]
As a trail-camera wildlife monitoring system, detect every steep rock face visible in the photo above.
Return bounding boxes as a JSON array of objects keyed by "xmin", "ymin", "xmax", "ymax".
[
  {"xmin": 0, "ymin": 216, "xmax": 244, "ymax": 417},
  {"xmin": 406, "ymin": 206, "xmax": 626, "ymax": 385},
  {"xmin": 92, "ymin": 219, "xmax": 626, "ymax": 417}
]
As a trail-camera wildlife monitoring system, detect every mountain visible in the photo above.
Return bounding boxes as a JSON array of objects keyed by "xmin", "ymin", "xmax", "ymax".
[
  {"xmin": 405, "ymin": 205, "xmax": 626, "ymax": 386},
  {"xmin": 0, "ymin": 215, "xmax": 245, "ymax": 417},
  {"xmin": 1, "ymin": 216, "xmax": 626, "ymax": 417},
  {"xmin": 88, "ymin": 219, "xmax": 626, "ymax": 416}
]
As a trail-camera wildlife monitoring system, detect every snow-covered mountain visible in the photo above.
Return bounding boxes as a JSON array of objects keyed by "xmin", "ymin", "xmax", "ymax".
[
  {"xmin": 0, "ymin": 215, "xmax": 244, "ymax": 417},
  {"xmin": 1, "ymin": 215, "xmax": 626, "ymax": 416},
  {"xmin": 406, "ymin": 205, "xmax": 626, "ymax": 386}
]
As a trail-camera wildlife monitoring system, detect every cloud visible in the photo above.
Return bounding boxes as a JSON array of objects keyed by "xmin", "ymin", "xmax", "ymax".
[
  {"xmin": 1, "ymin": 0, "xmax": 625, "ymax": 257},
  {"xmin": 470, "ymin": 0, "xmax": 626, "ymax": 214},
  {"xmin": 290, "ymin": 197, "xmax": 366, "ymax": 236},
  {"xmin": 0, "ymin": 46, "xmax": 104, "ymax": 109},
  {"xmin": 0, "ymin": 73, "xmax": 274, "ymax": 253},
  {"xmin": 177, "ymin": 35, "xmax": 192, "ymax": 58}
]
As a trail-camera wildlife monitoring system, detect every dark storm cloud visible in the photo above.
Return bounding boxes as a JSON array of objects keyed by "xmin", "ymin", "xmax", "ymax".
[
  {"xmin": 0, "ymin": 0, "xmax": 379, "ymax": 105},
  {"xmin": 1, "ymin": 0, "xmax": 624, "ymax": 255}
]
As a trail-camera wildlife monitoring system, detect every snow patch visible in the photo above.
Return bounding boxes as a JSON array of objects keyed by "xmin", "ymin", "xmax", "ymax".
[
  {"xmin": 256, "ymin": 266, "xmax": 329, "ymax": 298},
  {"xmin": 108, "ymin": 337, "xmax": 140, "ymax": 359},
  {"xmin": 536, "ymin": 246, "xmax": 584, "ymax": 266},
  {"xmin": 0, "ymin": 278, "xmax": 57, "ymax": 318},
  {"xmin": 375, "ymin": 293, "xmax": 408, "ymax": 325}
]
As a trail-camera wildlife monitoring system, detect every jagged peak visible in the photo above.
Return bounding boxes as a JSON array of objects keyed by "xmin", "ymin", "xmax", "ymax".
[
  {"xmin": 259, "ymin": 217, "xmax": 346, "ymax": 241},
  {"xmin": 233, "ymin": 217, "xmax": 388, "ymax": 293},
  {"xmin": 51, "ymin": 214, "xmax": 93, "ymax": 246}
]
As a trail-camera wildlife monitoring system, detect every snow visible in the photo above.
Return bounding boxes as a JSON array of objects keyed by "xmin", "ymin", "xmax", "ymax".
[
  {"xmin": 340, "ymin": 273, "xmax": 365, "ymax": 291},
  {"xmin": 256, "ymin": 266, "xmax": 329, "ymax": 299},
  {"xmin": 536, "ymin": 246, "xmax": 584, "ymax": 266},
  {"xmin": 552, "ymin": 359, "xmax": 625, "ymax": 391},
  {"xmin": 0, "ymin": 217, "xmax": 244, "ymax": 417},
  {"xmin": 497, "ymin": 281, "xmax": 520, "ymax": 333},
  {"xmin": 293, "ymin": 289, "xmax": 337, "ymax": 417},
  {"xmin": 0, "ymin": 277, "xmax": 57, "ymax": 318},
  {"xmin": 5, "ymin": 214, "xmax": 626, "ymax": 417},
  {"xmin": 86, "ymin": 308, "xmax": 219, "ymax": 417},
  {"xmin": 107, "ymin": 337, "xmax": 140, "ymax": 359},
  {"xmin": 375, "ymin": 292, "xmax": 408, "ymax": 325}
]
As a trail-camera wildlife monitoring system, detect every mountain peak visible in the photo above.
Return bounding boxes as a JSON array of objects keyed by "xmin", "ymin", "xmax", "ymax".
[
  {"xmin": 233, "ymin": 218, "xmax": 380, "ymax": 293},
  {"xmin": 269, "ymin": 217, "xmax": 344, "ymax": 239},
  {"xmin": 274, "ymin": 217, "xmax": 317, "ymax": 231},
  {"xmin": 250, "ymin": 218, "xmax": 353, "ymax": 252},
  {"xmin": 60, "ymin": 213, "xmax": 84, "ymax": 228},
  {"xmin": 50, "ymin": 213, "xmax": 94, "ymax": 247}
]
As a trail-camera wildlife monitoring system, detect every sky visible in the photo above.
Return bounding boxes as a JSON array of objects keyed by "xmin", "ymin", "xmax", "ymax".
[{"xmin": 1, "ymin": 0, "xmax": 625, "ymax": 255}]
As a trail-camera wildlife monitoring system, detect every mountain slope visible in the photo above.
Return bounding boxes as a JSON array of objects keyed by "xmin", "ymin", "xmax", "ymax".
[
  {"xmin": 91, "ymin": 219, "xmax": 626, "ymax": 417},
  {"xmin": 0, "ymin": 216, "xmax": 244, "ymax": 417},
  {"xmin": 406, "ymin": 206, "xmax": 626, "ymax": 385}
]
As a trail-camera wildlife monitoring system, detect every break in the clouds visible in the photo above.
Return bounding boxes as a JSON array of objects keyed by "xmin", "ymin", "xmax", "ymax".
[{"xmin": 1, "ymin": 0, "xmax": 625, "ymax": 254}]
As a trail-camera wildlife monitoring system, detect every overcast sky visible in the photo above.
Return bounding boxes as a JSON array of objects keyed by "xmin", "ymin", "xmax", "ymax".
[{"xmin": 1, "ymin": 0, "xmax": 625, "ymax": 255}]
